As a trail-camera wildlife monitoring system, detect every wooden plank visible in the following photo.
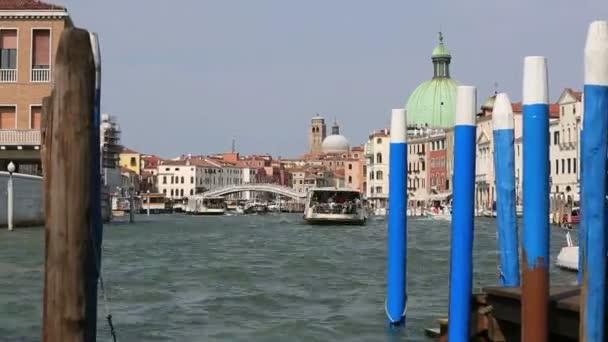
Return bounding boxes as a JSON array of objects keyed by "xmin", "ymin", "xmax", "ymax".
[{"xmin": 41, "ymin": 27, "xmax": 97, "ymax": 342}]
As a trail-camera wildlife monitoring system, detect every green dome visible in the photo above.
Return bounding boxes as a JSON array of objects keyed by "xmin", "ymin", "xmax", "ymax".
[
  {"xmin": 406, "ymin": 32, "xmax": 459, "ymax": 128},
  {"xmin": 406, "ymin": 77, "xmax": 459, "ymax": 127}
]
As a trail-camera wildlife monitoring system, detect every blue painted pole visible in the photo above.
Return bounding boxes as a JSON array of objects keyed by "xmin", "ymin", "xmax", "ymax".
[
  {"xmin": 86, "ymin": 32, "xmax": 103, "ymax": 340},
  {"xmin": 448, "ymin": 86, "xmax": 477, "ymax": 342},
  {"xmin": 386, "ymin": 108, "xmax": 408, "ymax": 326},
  {"xmin": 580, "ymin": 20, "xmax": 608, "ymax": 342},
  {"xmin": 521, "ymin": 55, "xmax": 550, "ymax": 342},
  {"xmin": 492, "ymin": 93, "xmax": 520, "ymax": 287}
]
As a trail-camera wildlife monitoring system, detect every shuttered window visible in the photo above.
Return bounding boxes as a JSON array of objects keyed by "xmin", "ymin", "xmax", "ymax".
[
  {"xmin": 32, "ymin": 30, "xmax": 50, "ymax": 68},
  {"xmin": 31, "ymin": 106, "xmax": 42, "ymax": 129},
  {"xmin": 0, "ymin": 106, "xmax": 16, "ymax": 129}
]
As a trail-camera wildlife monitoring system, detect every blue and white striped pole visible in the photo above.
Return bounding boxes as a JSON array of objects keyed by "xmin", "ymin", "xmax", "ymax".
[
  {"xmin": 580, "ymin": 20, "xmax": 608, "ymax": 342},
  {"xmin": 492, "ymin": 93, "xmax": 520, "ymax": 287},
  {"xmin": 386, "ymin": 108, "xmax": 408, "ymax": 327},
  {"xmin": 448, "ymin": 86, "xmax": 477, "ymax": 342},
  {"xmin": 521, "ymin": 55, "xmax": 550, "ymax": 342}
]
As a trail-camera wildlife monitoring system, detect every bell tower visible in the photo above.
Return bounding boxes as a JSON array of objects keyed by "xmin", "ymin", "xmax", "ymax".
[{"xmin": 309, "ymin": 115, "xmax": 326, "ymax": 155}]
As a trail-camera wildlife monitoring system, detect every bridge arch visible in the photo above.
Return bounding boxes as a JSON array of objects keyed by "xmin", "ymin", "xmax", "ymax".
[{"xmin": 199, "ymin": 183, "xmax": 306, "ymax": 201}]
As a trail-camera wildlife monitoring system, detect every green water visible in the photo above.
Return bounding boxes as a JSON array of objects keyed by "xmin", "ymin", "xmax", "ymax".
[{"xmin": 0, "ymin": 214, "xmax": 576, "ymax": 341}]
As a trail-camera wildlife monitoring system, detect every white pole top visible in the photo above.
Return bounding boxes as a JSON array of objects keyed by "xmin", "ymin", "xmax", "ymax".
[
  {"xmin": 523, "ymin": 56, "xmax": 549, "ymax": 105},
  {"xmin": 585, "ymin": 20, "xmax": 608, "ymax": 86},
  {"xmin": 493, "ymin": 93, "xmax": 514, "ymax": 130},
  {"xmin": 390, "ymin": 108, "xmax": 407, "ymax": 143},
  {"xmin": 455, "ymin": 86, "xmax": 477, "ymax": 126}
]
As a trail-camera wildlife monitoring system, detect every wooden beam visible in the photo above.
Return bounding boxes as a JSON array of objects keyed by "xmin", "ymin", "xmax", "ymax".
[{"xmin": 42, "ymin": 27, "xmax": 98, "ymax": 342}]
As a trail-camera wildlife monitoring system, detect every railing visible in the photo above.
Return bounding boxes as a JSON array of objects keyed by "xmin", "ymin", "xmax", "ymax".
[
  {"xmin": 0, "ymin": 69, "xmax": 17, "ymax": 82},
  {"xmin": 0, "ymin": 129, "xmax": 41, "ymax": 145},
  {"xmin": 31, "ymin": 68, "xmax": 51, "ymax": 82}
]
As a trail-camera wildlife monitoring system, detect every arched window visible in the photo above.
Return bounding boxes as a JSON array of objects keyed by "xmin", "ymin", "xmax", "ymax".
[
  {"xmin": 376, "ymin": 153, "xmax": 382, "ymax": 164},
  {"xmin": 376, "ymin": 171, "xmax": 383, "ymax": 180},
  {"xmin": 170, "ymin": 189, "xmax": 174, "ymax": 196},
  {"xmin": 190, "ymin": 189, "xmax": 194, "ymax": 195},
  {"xmin": 370, "ymin": 171, "xmax": 374, "ymax": 180},
  {"xmin": 377, "ymin": 138, "xmax": 382, "ymax": 144},
  {"xmin": 181, "ymin": 176, "xmax": 185, "ymax": 184},
  {"xmin": 180, "ymin": 189, "xmax": 184, "ymax": 197}
]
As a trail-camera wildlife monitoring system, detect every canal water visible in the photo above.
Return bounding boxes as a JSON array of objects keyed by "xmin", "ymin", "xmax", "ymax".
[{"xmin": 0, "ymin": 214, "xmax": 577, "ymax": 341}]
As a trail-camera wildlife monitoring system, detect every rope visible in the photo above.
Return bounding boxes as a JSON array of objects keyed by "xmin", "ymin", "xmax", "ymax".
[{"xmin": 88, "ymin": 213, "xmax": 118, "ymax": 341}]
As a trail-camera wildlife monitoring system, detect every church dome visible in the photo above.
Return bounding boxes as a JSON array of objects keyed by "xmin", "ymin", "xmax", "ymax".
[
  {"xmin": 321, "ymin": 121, "xmax": 350, "ymax": 153},
  {"xmin": 406, "ymin": 33, "xmax": 459, "ymax": 128},
  {"xmin": 322, "ymin": 135, "xmax": 350, "ymax": 153}
]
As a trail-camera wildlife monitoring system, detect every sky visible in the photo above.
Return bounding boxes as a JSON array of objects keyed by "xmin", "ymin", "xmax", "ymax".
[{"xmin": 61, "ymin": 0, "xmax": 607, "ymax": 159}]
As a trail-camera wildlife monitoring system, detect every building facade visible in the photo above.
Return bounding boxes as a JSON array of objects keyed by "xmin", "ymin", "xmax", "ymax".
[
  {"xmin": 0, "ymin": 1, "xmax": 70, "ymax": 174},
  {"xmin": 365, "ymin": 129, "xmax": 390, "ymax": 210},
  {"xmin": 550, "ymin": 88, "xmax": 582, "ymax": 204}
]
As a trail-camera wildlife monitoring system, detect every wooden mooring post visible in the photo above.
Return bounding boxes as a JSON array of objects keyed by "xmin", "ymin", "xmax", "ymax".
[{"xmin": 41, "ymin": 26, "xmax": 101, "ymax": 342}]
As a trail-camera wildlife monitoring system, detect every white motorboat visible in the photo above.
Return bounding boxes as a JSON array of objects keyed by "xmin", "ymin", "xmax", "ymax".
[
  {"xmin": 304, "ymin": 188, "xmax": 367, "ymax": 225},
  {"xmin": 556, "ymin": 231, "xmax": 578, "ymax": 271},
  {"xmin": 187, "ymin": 195, "xmax": 226, "ymax": 215},
  {"xmin": 426, "ymin": 206, "xmax": 451, "ymax": 221}
]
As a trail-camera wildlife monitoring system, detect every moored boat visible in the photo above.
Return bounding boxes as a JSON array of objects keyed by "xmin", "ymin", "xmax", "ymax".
[
  {"xmin": 187, "ymin": 195, "xmax": 226, "ymax": 215},
  {"xmin": 304, "ymin": 188, "xmax": 366, "ymax": 225}
]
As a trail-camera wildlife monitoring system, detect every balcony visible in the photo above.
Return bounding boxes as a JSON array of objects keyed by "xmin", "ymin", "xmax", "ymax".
[
  {"xmin": 0, "ymin": 129, "xmax": 41, "ymax": 146},
  {"xmin": 0, "ymin": 69, "xmax": 17, "ymax": 82},
  {"xmin": 31, "ymin": 68, "xmax": 51, "ymax": 82}
]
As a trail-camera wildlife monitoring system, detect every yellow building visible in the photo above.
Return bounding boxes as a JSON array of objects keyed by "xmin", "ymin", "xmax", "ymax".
[{"xmin": 119, "ymin": 147, "xmax": 141, "ymax": 175}]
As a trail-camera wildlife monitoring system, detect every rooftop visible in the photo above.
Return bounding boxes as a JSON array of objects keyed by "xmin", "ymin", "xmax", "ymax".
[{"xmin": 0, "ymin": 0, "xmax": 65, "ymax": 10}]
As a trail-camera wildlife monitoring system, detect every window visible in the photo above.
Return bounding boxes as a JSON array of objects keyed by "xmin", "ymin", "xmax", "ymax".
[
  {"xmin": 567, "ymin": 128, "xmax": 571, "ymax": 143},
  {"xmin": 376, "ymin": 153, "xmax": 382, "ymax": 164},
  {"xmin": 422, "ymin": 179, "xmax": 425, "ymax": 188},
  {"xmin": 421, "ymin": 161, "xmax": 425, "ymax": 171},
  {"xmin": 348, "ymin": 176, "xmax": 352, "ymax": 183},
  {"xmin": 163, "ymin": 176, "xmax": 167, "ymax": 184},
  {"xmin": 170, "ymin": 189, "xmax": 174, "ymax": 196},
  {"xmin": 190, "ymin": 189, "xmax": 194, "ymax": 195},
  {"xmin": 574, "ymin": 158, "xmax": 577, "ymax": 173},
  {"xmin": 370, "ymin": 187, "xmax": 374, "ymax": 194},
  {"xmin": 191, "ymin": 176, "xmax": 194, "ymax": 184},
  {"xmin": 162, "ymin": 189, "xmax": 166, "ymax": 195},
  {"xmin": 567, "ymin": 159, "xmax": 571, "ymax": 174},
  {"xmin": 561, "ymin": 159, "xmax": 565, "ymax": 174},
  {"xmin": 180, "ymin": 189, "xmax": 184, "ymax": 197},
  {"xmin": 130, "ymin": 157, "xmax": 136, "ymax": 167},
  {"xmin": 370, "ymin": 171, "xmax": 374, "ymax": 180},
  {"xmin": 181, "ymin": 176, "xmax": 185, "ymax": 184},
  {"xmin": 376, "ymin": 186, "xmax": 383, "ymax": 194},
  {"xmin": 553, "ymin": 131, "xmax": 560, "ymax": 145},
  {"xmin": 555, "ymin": 160, "xmax": 559, "ymax": 175},
  {"xmin": 30, "ymin": 105, "xmax": 42, "ymax": 129},
  {"xmin": 348, "ymin": 164, "xmax": 352, "ymax": 170},
  {"xmin": 377, "ymin": 138, "xmax": 382, "ymax": 144},
  {"xmin": 0, "ymin": 30, "xmax": 17, "ymax": 72},
  {"xmin": 376, "ymin": 171, "xmax": 383, "ymax": 180},
  {"xmin": 0, "ymin": 106, "xmax": 16, "ymax": 129}
]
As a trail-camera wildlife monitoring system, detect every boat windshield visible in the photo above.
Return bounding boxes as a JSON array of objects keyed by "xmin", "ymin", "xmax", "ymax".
[{"xmin": 309, "ymin": 190, "xmax": 361, "ymax": 215}]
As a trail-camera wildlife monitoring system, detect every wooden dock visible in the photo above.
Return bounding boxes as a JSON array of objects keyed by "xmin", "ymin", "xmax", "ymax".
[{"xmin": 427, "ymin": 286, "xmax": 584, "ymax": 341}]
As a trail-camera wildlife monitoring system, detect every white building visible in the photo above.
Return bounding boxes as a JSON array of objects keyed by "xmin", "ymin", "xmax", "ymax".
[
  {"xmin": 550, "ymin": 88, "xmax": 582, "ymax": 204},
  {"xmin": 474, "ymin": 96, "xmax": 525, "ymax": 210},
  {"xmin": 365, "ymin": 129, "xmax": 390, "ymax": 210}
]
